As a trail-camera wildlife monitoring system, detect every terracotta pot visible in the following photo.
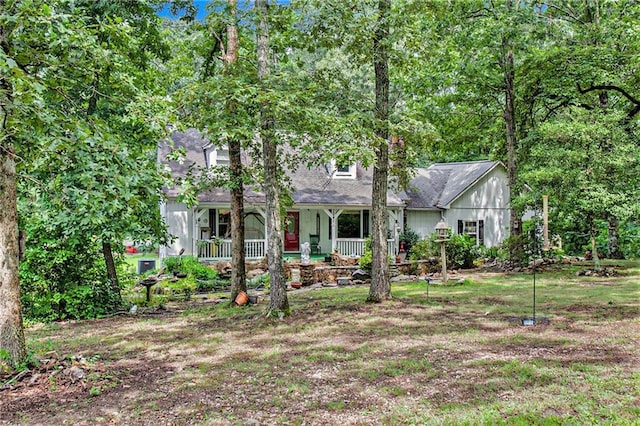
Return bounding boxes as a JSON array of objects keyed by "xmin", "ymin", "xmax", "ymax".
[{"xmin": 235, "ymin": 291, "xmax": 249, "ymax": 306}]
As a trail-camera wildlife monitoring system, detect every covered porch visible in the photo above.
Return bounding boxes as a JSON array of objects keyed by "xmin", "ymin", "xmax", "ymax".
[{"xmin": 191, "ymin": 205, "xmax": 402, "ymax": 262}]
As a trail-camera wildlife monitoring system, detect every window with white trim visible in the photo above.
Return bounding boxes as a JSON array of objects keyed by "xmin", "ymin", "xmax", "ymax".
[
  {"xmin": 457, "ymin": 219, "xmax": 484, "ymax": 245},
  {"xmin": 329, "ymin": 159, "xmax": 356, "ymax": 179},
  {"xmin": 207, "ymin": 147, "xmax": 229, "ymax": 167}
]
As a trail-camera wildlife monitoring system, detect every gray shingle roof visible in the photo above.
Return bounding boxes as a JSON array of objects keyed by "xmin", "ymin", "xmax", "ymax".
[
  {"xmin": 403, "ymin": 160, "xmax": 502, "ymax": 209},
  {"xmin": 159, "ymin": 130, "xmax": 404, "ymax": 207}
]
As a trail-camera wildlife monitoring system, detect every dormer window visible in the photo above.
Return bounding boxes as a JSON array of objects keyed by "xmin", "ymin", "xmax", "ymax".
[
  {"xmin": 329, "ymin": 159, "xmax": 356, "ymax": 179},
  {"xmin": 206, "ymin": 146, "xmax": 229, "ymax": 167}
]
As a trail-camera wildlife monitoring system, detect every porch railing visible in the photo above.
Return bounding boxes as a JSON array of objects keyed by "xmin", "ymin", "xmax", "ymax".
[
  {"xmin": 197, "ymin": 239, "xmax": 266, "ymax": 260},
  {"xmin": 335, "ymin": 238, "xmax": 397, "ymax": 257},
  {"xmin": 197, "ymin": 238, "xmax": 397, "ymax": 260}
]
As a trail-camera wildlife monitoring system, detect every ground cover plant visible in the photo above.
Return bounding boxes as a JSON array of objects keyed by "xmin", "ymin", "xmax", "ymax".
[{"xmin": 2, "ymin": 260, "xmax": 639, "ymax": 425}]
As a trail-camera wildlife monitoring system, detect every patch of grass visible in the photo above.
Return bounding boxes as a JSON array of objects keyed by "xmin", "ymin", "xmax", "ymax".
[{"xmin": 326, "ymin": 399, "xmax": 346, "ymax": 411}]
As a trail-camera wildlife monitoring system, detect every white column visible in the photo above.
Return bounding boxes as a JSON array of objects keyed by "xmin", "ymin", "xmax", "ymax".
[
  {"xmin": 323, "ymin": 209, "xmax": 343, "ymax": 252},
  {"xmin": 256, "ymin": 207, "xmax": 267, "ymax": 254}
]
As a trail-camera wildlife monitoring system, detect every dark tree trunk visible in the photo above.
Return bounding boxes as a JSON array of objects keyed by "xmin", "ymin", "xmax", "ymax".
[
  {"xmin": 0, "ymin": 13, "xmax": 27, "ymax": 367},
  {"xmin": 225, "ymin": 0, "xmax": 247, "ymax": 302},
  {"xmin": 256, "ymin": 0, "xmax": 288, "ymax": 316},
  {"xmin": 501, "ymin": 2, "xmax": 521, "ymax": 261},
  {"xmin": 367, "ymin": 0, "xmax": 391, "ymax": 303},
  {"xmin": 102, "ymin": 242, "xmax": 122, "ymax": 306}
]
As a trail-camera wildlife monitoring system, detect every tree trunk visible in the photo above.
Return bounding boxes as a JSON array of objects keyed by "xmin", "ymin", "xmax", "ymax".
[
  {"xmin": 590, "ymin": 219, "xmax": 601, "ymax": 270},
  {"xmin": 0, "ymin": 143, "xmax": 27, "ymax": 368},
  {"xmin": 367, "ymin": 0, "xmax": 391, "ymax": 303},
  {"xmin": 225, "ymin": 0, "xmax": 247, "ymax": 303},
  {"xmin": 596, "ymin": 87, "xmax": 623, "ymax": 260},
  {"xmin": 607, "ymin": 218, "xmax": 623, "ymax": 259},
  {"xmin": 501, "ymin": 3, "xmax": 521, "ymax": 261},
  {"xmin": 102, "ymin": 242, "xmax": 122, "ymax": 306},
  {"xmin": 86, "ymin": 76, "xmax": 124, "ymax": 305},
  {"xmin": 256, "ymin": 0, "xmax": 288, "ymax": 316},
  {"xmin": 0, "ymin": 14, "xmax": 27, "ymax": 367}
]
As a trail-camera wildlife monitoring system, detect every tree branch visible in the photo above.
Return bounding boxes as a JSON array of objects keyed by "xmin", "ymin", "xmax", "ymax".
[
  {"xmin": 544, "ymin": 2, "xmax": 587, "ymax": 25},
  {"xmin": 577, "ymin": 83, "xmax": 640, "ymax": 118}
]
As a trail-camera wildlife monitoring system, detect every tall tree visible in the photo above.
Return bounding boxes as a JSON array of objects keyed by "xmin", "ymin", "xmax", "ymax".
[
  {"xmin": 397, "ymin": 1, "xmax": 549, "ymax": 260},
  {"xmin": 256, "ymin": 0, "xmax": 289, "ymax": 316},
  {"xmin": 519, "ymin": 0, "xmax": 640, "ymax": 257},
  {"xmin": 76, "ymin": 1, "xmax": 171, "ymax": 302},
  {"xmin": 0, "ymin": 0, "xmax": 25, "ymax": 366},
  {"xmin": 367, "ymin": 0, "xmax": 391, "ymax": 303},
  {"xmin": 523, "ymin": 108, "xmax": 638, "ymax": 264},
  {"xmin": 1, "ymin": 0, "xmax": 85, "ymax": 367},
  {"xmin": 223, "ymin": 0, "xmax": 248, "ymax": 303},
  {"xmin": 501, "ymin": 0, "xmax": 522, "ymax": 250}
]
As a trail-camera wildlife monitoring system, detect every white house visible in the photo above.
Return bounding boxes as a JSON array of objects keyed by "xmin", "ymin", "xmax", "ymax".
[
  {"xmin": 159, "ymin": 130, "xmax": 513, "ymax": 261},
  {"xmin": 402, "ymin": 160, "xmax": 511, "ymax": 247}
]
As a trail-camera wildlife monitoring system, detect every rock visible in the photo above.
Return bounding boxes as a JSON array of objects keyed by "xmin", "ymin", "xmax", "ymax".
[
  {"xmin": 28, "ymin": 373, "xmax": 41, "ymax": 386},
  {"xmin": 66, "ymin": 366, "xmax": 86, "ymax": 383},
  {"xmin": 352, "ymin": 269, "xmax": 371, "ymax": 280},
  {"xmin": 337, "ymin": 277, "xmax": 350, "ymax": 286},
  {"xmin": 391, "ymin": 274, "xmax": 412, "ymax": 282}
]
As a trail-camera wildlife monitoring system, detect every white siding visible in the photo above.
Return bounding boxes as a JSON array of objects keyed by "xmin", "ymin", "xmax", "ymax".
[
  {"xmin": 406, "ymin": 212, "xmax": 442, "ymax": 239},
  {"xmin": 165, "ymin": 202, "xmax": 193, "ymax": 256},
  {"xmin": 405, "ymin": 167, "xmax": 511, "ymax": 247},
  {"xmin": 447, "ymin": 168, "xmax": 510, "ymax": 247}
]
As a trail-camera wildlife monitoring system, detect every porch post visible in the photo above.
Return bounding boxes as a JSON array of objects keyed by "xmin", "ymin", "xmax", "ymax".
[
  {"xmin": 193, "ymin": 208, "xmax": 207, "ymax": 258},
  {"xmin": 256, "ymin": 207, "xmax": 267, "ymax": 255},
  {"xmin": 192, "ymin": 208, "xmax": 198, "ymax": 257},
  {"xmin": 389, "ymin": 209, "xmax": 400, "ymax": 255},
  {"xmin": 323, "ymin": 209, "xmax": 343, "ymax": 253}
]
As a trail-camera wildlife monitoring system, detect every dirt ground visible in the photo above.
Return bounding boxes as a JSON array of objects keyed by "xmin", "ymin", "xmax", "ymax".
[{"xmin": 2, "ymin": 269, "xmax": 640, "ymax": 425}]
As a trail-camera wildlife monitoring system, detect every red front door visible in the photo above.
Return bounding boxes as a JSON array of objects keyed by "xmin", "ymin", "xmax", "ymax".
[{"xmin": 284, "ymin": 212, "xmax": 300, "ymax": 252}]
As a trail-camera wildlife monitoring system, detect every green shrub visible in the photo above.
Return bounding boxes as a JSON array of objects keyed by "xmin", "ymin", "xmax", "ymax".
[
  {"xmin": 408, "ymin": 233, "xmax": 480, "ymax": 270},
  {"xmin": 446, "ymin": 233, "xmax": 478, "ymax": 269},
  {"xmin": 359, "ymin": 250, "xmax": 373, "ymax": 271},
  {"xmin": 248, "ymin": 273, "xmax": 270, "ymax": 291},
  {"xmin": 408, "ymin": 238, "xmax": 437, "ymax": 261},
  {"xmin": 19, "ymin": 223, "xmax": 123, "ymax": 321},
  {"xmin": 163, "ymin": 256, "xmax": 218, "ymax": 280},
  {"xmin": 399, "ymin": 228, "xmax": 420, "ymax": 255},
  {"xmin": 358, "ymin": 237, "xmax": 393, "ymax": 271},
  {"xmin": 165, "ymin": 276, "xmax": 197, "ymax": 298}
]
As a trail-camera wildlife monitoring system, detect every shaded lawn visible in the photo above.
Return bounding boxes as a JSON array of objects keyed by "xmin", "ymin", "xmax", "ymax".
[{"xmin": 2, "ymin": 260, "xmax": 640, "ymax": 425}]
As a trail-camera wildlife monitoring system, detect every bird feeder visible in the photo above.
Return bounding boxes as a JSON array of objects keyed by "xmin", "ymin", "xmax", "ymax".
[
  {"xmin": 435, "ymin": 220, "xmax": 449, "ymax": 283},
  {"xmin": 435, "ymin": 219, "xmax": 449, "ymax": 242}
]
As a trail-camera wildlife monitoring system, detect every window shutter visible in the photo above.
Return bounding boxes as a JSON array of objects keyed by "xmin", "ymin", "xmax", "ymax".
[
  {"xmin": 363, "ymin": 210, "xmax": 370, "ymax": 237},
  {"xmin": 478, "ymin": 220, "xmax": 484, "ymax": 246},
  {"xmin": 457, "ymin": 220, "xmax": 463, "ymax": 235}
]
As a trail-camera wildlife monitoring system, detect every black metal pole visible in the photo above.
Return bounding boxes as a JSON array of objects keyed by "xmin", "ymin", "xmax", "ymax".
[
  {"xmin": 533, "ymin": 259, "xmax": 536, "ymax": 322},
  {"xmin": 533, "ymin": 194, "xmax": 539, "ymax": 323}
]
